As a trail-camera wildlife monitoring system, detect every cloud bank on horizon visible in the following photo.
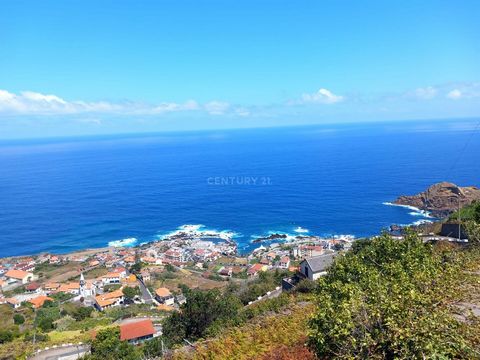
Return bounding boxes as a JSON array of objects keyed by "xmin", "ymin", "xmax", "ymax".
[{"xmin": 0, "ymin": 82, "xmax": 478, "ymax": 118}]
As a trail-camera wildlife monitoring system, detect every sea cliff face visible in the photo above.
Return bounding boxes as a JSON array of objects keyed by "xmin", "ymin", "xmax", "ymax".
[{"xmin": 394, "ymin": 182, "xmax": 480, "ymax": 218}]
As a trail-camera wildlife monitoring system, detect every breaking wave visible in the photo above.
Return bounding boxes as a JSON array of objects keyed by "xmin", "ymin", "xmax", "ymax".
[{"xmin": 108, "ymin": 237, "xmax": 138, "ymax": 247}]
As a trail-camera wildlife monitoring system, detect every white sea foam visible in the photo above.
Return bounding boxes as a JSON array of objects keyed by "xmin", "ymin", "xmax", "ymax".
[
  {"xmin": 294, "ymin": 226, "xmax": 309, "ymax": 233},
  {"xmin": 332, "ymin": 234, "xmax": 356, "ymax": 241},
  {"xmin": 383, "ymin": 202, "xmax": 434, "ymax": 218},
  {"xmin": 156, "ymin": 224, "xmax": 238, "ymax": 242},
  {"xmin": 411, "ymin": 219, "xmax": 433, "ymax": 226},
  {"xmin": 108, "ymin": 237, "xmax": 138, "ymax": 247}
]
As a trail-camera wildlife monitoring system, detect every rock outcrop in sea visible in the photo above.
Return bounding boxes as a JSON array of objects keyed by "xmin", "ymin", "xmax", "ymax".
[{"xmin": 394, "ymin": 182, "xmax": 480, "ymax": 218}]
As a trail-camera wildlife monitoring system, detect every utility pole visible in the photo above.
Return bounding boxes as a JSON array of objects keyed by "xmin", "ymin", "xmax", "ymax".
[{"xmin": 458, "ymin": 196, "xmax": 462, "ymax": 241}]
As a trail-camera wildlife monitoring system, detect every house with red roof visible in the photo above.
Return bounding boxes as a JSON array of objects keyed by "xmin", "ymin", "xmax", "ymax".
[
  {"xmin": 4, "ymin": 269, "xmax": 35, "ymax": 284},
  {"xmin": 120, "ymin": 319, "xmax": 156, "ymax": 344}
]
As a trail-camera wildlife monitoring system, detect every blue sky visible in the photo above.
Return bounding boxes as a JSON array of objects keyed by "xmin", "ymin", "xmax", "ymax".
[{"xmin": 0, "ymin": 0, "xmax": 479, "ymax": 138}]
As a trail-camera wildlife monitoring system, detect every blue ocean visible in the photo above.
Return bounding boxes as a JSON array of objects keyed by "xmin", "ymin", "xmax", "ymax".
[{"xmin": 0, "ymin": 119, "xmax": 479, "ymax": 258}]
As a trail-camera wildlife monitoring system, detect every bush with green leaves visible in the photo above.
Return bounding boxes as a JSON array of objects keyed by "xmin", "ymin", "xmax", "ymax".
[
  {"xmin": 122, "ymin": 286, "xmax": 140, "ymax": 301},
  {"xmin": 162, "ymin": 288, "xmax": 242, "ymax": 344},
  {"xmin": 13, "ymin": 314, "xmax": 25, "ymax": 325},
  {"xmin": 85, "ymin": 327, "xmax": 140, "ymax": 360},
  {"xmin": 308, "ymin": 232, "xmax": 475, "ymax": 359}
]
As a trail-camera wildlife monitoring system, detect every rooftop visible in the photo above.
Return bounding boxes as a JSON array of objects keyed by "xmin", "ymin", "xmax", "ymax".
[
  {"xmin": 120, "ymin": 319, "xmax": 155, "ymax": 341},
  {"xmin": 303, "ymin": 253, "xmax": 337, "ymax": 272}
]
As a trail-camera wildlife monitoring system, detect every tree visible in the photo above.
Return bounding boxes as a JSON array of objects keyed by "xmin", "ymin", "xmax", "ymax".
[
  {"xmin": 13, "ymin": 313, "xmax": 25, "ymax": 325},
  {"xmin": 38, "ymin": 317, "xmax": 54, "ymax": 332},
  {"xmin": 165, "ymin": 263, "xmax": 176, "ymax": 272},
  {"xmin": 0, "ymin": 330, "xmax": 13, "ymax": 344},
  {"xmin": 308, "ymin": 233, "xmax": 473, "ymax": 359},
  {"xmin": 87, "ymin": 327, "xmax": 140, "ymax": 360},
  {"xmin": 72, "ymin": 306, "xmax": 93, "ymax": 321},
  {"xmin": 162, "ymin": 288, "xmax": 242, "ymax": 343},
  {"xmin": 122, "ymin": 286, "xmax": 140, "ymax": 301},
  {"xmin": 465, "ymin": 220, "xmax": 480, "ymax": 246}
]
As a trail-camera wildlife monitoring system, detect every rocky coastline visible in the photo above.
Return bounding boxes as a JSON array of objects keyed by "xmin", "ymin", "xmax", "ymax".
[{"xmin": 393, "ymin": 182, "xmax": 480, "ymax": 219}]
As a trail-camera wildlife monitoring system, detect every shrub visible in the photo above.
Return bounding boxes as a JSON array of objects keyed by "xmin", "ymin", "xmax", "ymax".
[
  {"xmin": 13, "ymin": 314, "xmax": 25, "ymax": 325},
  {"xmin": 308, "ymin": 233, "xmax": 475, "ymax": 359}
]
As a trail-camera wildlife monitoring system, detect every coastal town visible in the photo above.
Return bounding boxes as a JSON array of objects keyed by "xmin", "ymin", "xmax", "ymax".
[{"xmin": 0, "ymin": 224, "xmax": 353, "ymax": 359}]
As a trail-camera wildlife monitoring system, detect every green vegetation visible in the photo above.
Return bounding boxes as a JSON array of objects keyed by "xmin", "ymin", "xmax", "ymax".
[
  {"xmin": 449, "ymin": 201, "xmax": 480, "ymax": 222},
  {"xmin": 122, "ymin": 286, "xmax": 140, "ymax": 301},
  {"xmin": 163, "ymin": 288, "xmax": 243, "ymax": 344},
  {"xmin": 13, "ymin": 314, "xmax": 25, "ymax": 325},
  {"xmin": 85, "ymin": 327, "xmax": 140, "ymax": 360},
  {"xmin": 450, "ymin": 201, "xmax": 480, "ymax": 246},
  {"xmin": 103, "ymin": 284, "xmax": 122, "ymax": 292},
  {"xmin": 308, "ymin": 232, "xmax": 480, "ymax": 359},
  {"xmin": 230, "ymin": 269, "xmax": 291, "ymax": 305}
]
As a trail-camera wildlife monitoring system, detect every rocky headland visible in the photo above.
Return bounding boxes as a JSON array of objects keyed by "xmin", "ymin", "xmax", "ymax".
[{"xmin": 394, "ymin": 182, "xmax": 480, "ymax": 218}]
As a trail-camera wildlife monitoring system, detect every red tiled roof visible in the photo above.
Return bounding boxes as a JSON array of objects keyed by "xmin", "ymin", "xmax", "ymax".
[
  {"xmin": 29, "ymin": 296, "xmax": 53, "ymax": 308},
  {"xmin": 5, "ymin": 269, "xmax": 30, "ymax": 280},
  {"xmin": 25, "ymin": 282, "xmax": 40, "ymax": 291},
  {"xmin": 120, "ymin": 319, "xmax": 155, "ymax": 341}
]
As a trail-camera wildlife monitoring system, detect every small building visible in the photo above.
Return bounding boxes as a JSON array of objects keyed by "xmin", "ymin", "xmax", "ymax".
[
  {"xmin": 299, "ymin": 253, "xmax": 336, "ymax": 281},
  {"xmin": 25, "ymin": 282, "xmax": 41, "ymax": 293},
  {"xmin": 58, "ymin": 282, "xmax": 80, "ymax": 295},
  {"xmin": 247, "ymin": 263, "xmax": 268, "ymax": 277},
  {"xmin": 102, "ymin": 272, "xmax": 121, "ymax": 285},
  {"xmin": 218, "ymin": 267, "xmax": 233, "ymax": 277},
  {"xmin": 140, "ymin": 271, "xmax": 151, "ymax": 282},
  {"xmin": 279, "ymin": 256, "xmax": 290, "ymax": 269},
  {"xmin": 28, "ymin": 295, "xmax": 54, "ymax": 309},
  {"xmin": 4, "ymin": 269, "xmax": 34, "ymax": 284},
  {"xmin": 95, "ymin": 289, "xmax": 124, "ymax": 311},
  {"xmin": 44, "ymin": 282, "xmax": 61, "ymax": 294},
  {"xmin": 155, "ymin": 287, "xmax": 174, "ymax": 306},
  {"xmin": 3, "ymin": 297, "xmax": 20, "ymax": 309},
  {"xmin": 120, "ymin": 319, "xmax": 156, "ymax": 344}
]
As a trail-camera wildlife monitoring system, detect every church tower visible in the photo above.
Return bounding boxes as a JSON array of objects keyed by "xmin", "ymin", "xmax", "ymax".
[{"xmin": 79, "ymin": 272, "xmax": 86, "ymax": 297}]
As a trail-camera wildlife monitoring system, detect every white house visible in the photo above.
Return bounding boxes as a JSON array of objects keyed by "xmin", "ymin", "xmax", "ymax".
[
  {"xmin": 299, "ymin": 253, "xmax": 336, "ymax": 281},
  {"xmin": 4, "ymin": 269, "xmax": 35, "ymax": 284}
]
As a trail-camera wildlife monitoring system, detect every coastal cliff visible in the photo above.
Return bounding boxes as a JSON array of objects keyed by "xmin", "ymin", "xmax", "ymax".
[{"xmin": 394, "ymin": 182, "xmax": 480, "ymax": 218}]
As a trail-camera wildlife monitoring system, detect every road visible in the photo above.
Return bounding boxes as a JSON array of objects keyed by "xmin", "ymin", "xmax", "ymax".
[
  {"xmin": 137, "ymin": 276, "xmax": 154, "ymax": 304},
  {"xmin": 29, "ymin": 345, "xmax": 89, "ymax": 360}
]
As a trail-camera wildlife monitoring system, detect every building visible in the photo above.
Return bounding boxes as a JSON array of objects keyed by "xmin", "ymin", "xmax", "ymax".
[
  {"xmin": 293, "ymin": 245, "xmax": 324, "ymax": 259},
  {"xmin": 247, "ymin": 263, "xmax": 268, "ymax": 277},
  {"xmin": 140, "ymin": 271, "xmax": 151, "ymax": 282},
  {"xmin": 218, "ymin": 267, "xmax": 233, "ymax": 277},
  {"xmin": 57, "ymin": 282, "xmax": 81, "ymax": 295},
  {"xmin": 164, "ymin": 249, "xmax": 184, "ymax": 263},
  {"xmin": 79, "ymin": 273, "xmax": 97, "ymax": 297},
  {"xmin": 95, "ymin": 289, "xmax": 124, "ymax": 311},
  {"xmin": 4, "ymin": 269, "xmax": 34, "ymax": 284},
  {"xmin": 120, "ymin": 319, "xmax": 156, "ymax": 344},
  {"xmin": 102, "ymin": 272, "xmax": 121, "ymax": 285},
  {"xmin": 28, "ymin": 295, "xmax": 54, "ymax": 309},
  {"xmin": 279, "ymin": 256, "xmax": 290, "ymax": 269},
  {"xmin": 25, "ymin": 282, "xmax": 41, "ymax": 293},
  {"xmin": 44, "ymin": 282, "xmax": 61, "ymax": 294},
  {"xmin": 155, "ymin": 287, "xmax": 174, "ymax": 306},
  {"xmin": 299, "ymin": 253, "xmax": 336, "ymax": 281}
]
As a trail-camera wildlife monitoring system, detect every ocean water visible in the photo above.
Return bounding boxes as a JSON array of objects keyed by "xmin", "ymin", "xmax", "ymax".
[{"xmin": 0, "ymin": 119, "xmax": 479, "ymax": 257}]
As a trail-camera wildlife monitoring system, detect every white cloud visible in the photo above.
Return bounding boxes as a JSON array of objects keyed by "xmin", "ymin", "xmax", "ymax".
[
  {"xmin": 300, "ymin": 88, "xmax": 344, "ymax": 104},
  {"xmin": 0, "ymin": 89, "xmax": 240, "ymax": 117},
  {"xmin": 447, "ymin": 89, "xmax": 462, "ymax": 100},
  {"xmin": 413, "ymin": 86, "xmax": 437, "ymax": 99},
  {"xmin": 204, "ymin": 101, "xmax": 230, "ymax": 115}
]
